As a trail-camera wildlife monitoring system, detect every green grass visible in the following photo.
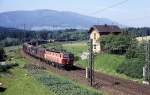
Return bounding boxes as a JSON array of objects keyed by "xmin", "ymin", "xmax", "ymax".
[
  {"xmin": 47, "ymin": 70, "xmax": 103, "ymax": 95},
  {"xmin": 51, "ymin": 71, "xmax": 103, "ymax": 95},
  {"xmin": 94, "ymin": 53, "xmax": 125, "ymax": 74},
  {"xmin": 0, "ymin": 68, "xmax": 56, "ymax": 95},
  {"xmin": 41, "ymin": 42, "xmax": 63, "ymax": 49},
  {"xmin": 4, "ymin": 47, "xmax": 26, "ymax": 67},
  {"xmin": 62, "ymin": 41, "xmax": 88, "ymax": 56},
  {"xmin": 62, "ymin": 41, "xmax": 125, "ymax": 74},
  {"xmin": 62, "ymin": 41, "xmax": 143, "ymax": 81},
  {"xmin": 27, "ymin": 66, "xmax": 102, "ymax": 95},
  {"xmin": 0, "ymin": 46, "xmax": 56, "ymax": 95},
  {"xmin": 78, "ymin": 53, "xmax": 125, "ymax": 74}
]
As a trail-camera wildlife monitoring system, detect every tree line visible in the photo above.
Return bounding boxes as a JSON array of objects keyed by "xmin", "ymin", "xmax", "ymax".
[{"xmin": 0, "ymin": 27, "xmax": 88, "ymax": 47}]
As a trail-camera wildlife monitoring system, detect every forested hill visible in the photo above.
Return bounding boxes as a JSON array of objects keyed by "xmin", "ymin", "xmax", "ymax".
[
  {"xmin": 0, "ymin": 10, "xmax": 116, "ymax": 30},
  {"xmin": 0, "ymin": 26, "xmax": 24, "ymax": 32}
]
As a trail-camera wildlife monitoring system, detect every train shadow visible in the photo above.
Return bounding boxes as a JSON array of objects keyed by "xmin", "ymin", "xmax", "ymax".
[
  {"xmin": 0, "ymin": 87, "xmax": 6, "ymax": 92},
  {"xmin": 68, "ymin": 65, "xmax": 85, "ymax": 71}
]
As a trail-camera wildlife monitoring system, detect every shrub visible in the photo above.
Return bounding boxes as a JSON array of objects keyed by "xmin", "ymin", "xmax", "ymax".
[
  {"xmin": 116, "ymin": 58, "xmax": 144, "ymax": 78},
  {"xmin": 0, "ymin": 48, "xmax": 6, "ymax": 62},
  {"xmin": 100, "ymin": 34, "xmax": 131, "ymax": 54},
  {"xmin": 0, "ymin": 37, "xmax": 20, "ymax": 47},
  {"xmin": 116, "ymin": 42, "xmax": 148, "ymax": 78}
]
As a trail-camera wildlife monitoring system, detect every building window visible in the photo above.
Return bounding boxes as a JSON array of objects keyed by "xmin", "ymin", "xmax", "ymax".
[
  {"xmin": 94, "ymin": 44, "xmax": 96, "ymax": 49},
  {"xmin": 94, "ymin": 33, "xmax": 96, "ymax": 40}
]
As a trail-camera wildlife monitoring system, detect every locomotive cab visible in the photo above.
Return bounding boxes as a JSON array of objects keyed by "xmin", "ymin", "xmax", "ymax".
[{"xmin": 62, "ymin": 53, "xmax": 74, "ymax": 64}]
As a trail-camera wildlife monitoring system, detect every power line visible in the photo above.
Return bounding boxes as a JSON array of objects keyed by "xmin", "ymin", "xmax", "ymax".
[{"xmin": 90, "ymin": 0, "xmax": 128, "ymax": 15}]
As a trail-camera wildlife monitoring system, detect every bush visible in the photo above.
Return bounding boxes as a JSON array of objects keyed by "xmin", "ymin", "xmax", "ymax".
[
  {"xmin": 100, "ymin": 34, "xmax": 131, "ymax": 54},
  {"xmin": 125, "ymin": 42, "xmax": 145, "ymax": 59},
  {"xmin": 116, "ymin": 42, "xmax": 147, "ymax": 78},
  {"xmin": 0, "ymin": 48, "xmax": 6, "ymax": 62},
  {"xmin": 116, "ymin": 58, "xmax": 144, "ymax": 78},
  {"xmin": 0, "ymin": 37, "xmax": 20, "ymax": 47},
  {"xmin": 74, "ymin": 56, "xmax": 80, "ymax": 61}
]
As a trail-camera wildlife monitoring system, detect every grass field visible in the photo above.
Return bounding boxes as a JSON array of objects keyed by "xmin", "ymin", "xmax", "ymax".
[
  {"xmin": 0, "ymin": 68, "xmax": 56, "ymax": 95},
  {"xmin": 41, "ymin": 41, "xmax": 88, "ymax": 56},
  {"xmin": 62, "ymin": 41, "xmax": 88, "ymax": 56},
  {"xmin": 0, "ymin": 47, "xmax": 56, "ymax": 95},
  {"xmin": 62, "ymin": 41, "xmax": 143, "ymax": 81},
  {"xmin": 77, "ymin": 54, "xmax": 125, "ymax": 76}
]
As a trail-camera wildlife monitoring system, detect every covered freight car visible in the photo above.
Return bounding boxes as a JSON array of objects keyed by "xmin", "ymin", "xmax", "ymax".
[{"xmin": 36, "ymin": 48, "xmax": 45, "ymax": 59}]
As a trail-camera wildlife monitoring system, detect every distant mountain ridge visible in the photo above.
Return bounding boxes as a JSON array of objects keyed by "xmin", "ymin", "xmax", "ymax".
[{"xmin": 0, "ymin": 9, "xmax": 119, "ymax": 30}]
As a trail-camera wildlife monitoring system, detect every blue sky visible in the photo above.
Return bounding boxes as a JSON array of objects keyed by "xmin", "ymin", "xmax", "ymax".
[{"xmin": 0, "ymin": 0, "xmax": 150, "ymax": 27}]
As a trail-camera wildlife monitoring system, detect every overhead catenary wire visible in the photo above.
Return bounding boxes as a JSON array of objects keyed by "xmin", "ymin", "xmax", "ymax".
[
  {"xmin": 88, "ymin": 0, "xmax": 128, "ymax": 25},
  {"xmin": 89, "ymin": 0, "xmax": 150, "ymax": 26},
  {"xmin": 89, "ymin": 0, "xmax": 128, "ymax": 15}
]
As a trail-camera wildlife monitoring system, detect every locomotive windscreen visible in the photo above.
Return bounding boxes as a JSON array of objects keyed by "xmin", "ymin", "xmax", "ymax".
[{"xmin": 63, "ymin": 53, "xmax": 74, "ymax": 59}]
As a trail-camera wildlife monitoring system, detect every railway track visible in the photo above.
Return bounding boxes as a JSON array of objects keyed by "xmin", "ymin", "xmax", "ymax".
[{"xmin": 21, "ymin": 49, "xmax": 150, "ymax": 95}]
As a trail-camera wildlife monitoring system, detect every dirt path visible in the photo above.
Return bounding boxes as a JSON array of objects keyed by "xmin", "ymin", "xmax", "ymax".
[{"xmin": 21, "ymin": 50, "xmax": 150, "ymax": 95}]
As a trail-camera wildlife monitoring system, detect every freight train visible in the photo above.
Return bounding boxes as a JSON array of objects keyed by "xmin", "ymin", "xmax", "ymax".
[{"xmin": 23, "ymin": 42, "xmax": 74, "ymax": 69}]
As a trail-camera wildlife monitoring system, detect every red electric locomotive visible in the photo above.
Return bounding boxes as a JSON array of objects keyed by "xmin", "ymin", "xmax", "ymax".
[
  {"xmin": 23, "ymin": 42, "xmax": 74, "ymax": 69},
  {"xmin": 44, "ymin": 49, "xmax": 74, "ymax": 68}
]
